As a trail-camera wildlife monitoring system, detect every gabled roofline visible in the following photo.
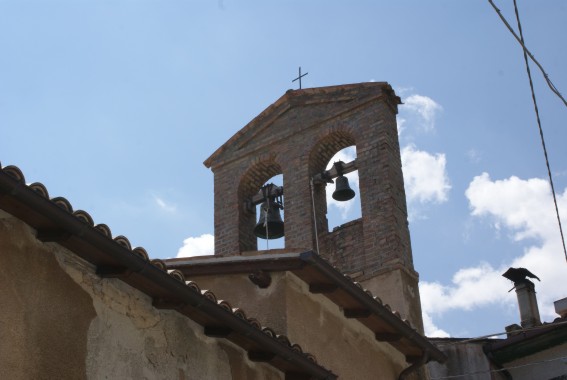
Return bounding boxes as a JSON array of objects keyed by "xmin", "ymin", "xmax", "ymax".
[
  {"xmin": 0, "ymin": 164, "xmax": 336, "ymax": 380},
  {"xmin": 166, "ymin": 252, "xmax": 447, "ymax": 364},
  {"xmin": 203, "ymin": 82, "xmax": 399, "ymax": 169}
]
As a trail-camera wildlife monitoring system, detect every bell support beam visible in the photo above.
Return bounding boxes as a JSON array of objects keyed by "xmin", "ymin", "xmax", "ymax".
[
  {"xmin": 312, "ymin": 159, "xmax": 357, "ymax": 184},
  {"xmin": 247, "ymin": 185, "xmax": 284, "ymax": 208}
]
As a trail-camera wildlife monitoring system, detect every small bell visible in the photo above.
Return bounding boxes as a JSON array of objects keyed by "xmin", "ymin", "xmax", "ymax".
[
  {"xmin": 332, "ymin": 175, "xmax": 355, "ymax": 201},
  {"xmin": 254, "ymin": 201, "xmax": 285, "ymax": 239}
]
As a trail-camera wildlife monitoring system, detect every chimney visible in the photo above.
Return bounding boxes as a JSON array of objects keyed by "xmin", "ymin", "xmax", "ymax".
[
  {"xmin": 502, "ymin": 267, "xmax": 542, "ymax": 328},
  {"xmin": 514, "ymin": 280, "xmax": 541, "ymax": 328}
]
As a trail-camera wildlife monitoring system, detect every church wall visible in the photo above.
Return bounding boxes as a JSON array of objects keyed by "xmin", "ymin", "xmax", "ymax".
[
  {"xmin": 426, "ymin": 340, "xmax": 505, "ymax": 380},
  {"xmin": 207, "ymin": 85, "xmax": 423, "ymax": 332},
  {"xmin": 0, "ymin": 213, "xmax": 283, "ymax": 380},
  {"xmin": 323, "ymin": 219, "xmax": 365, "ymax": 274},
  {"xmin": 284, "ymin": 272, "xmax": 408, "ymax": 379},
  {"xmin": 191, "ymin": 270, "xmax": 408, "ymax": 379},
  {"xmin": 0, "ymin": 211, "xmax": 96, "ymax": 380},
  {"xmin": 504, "ymin": 342, "xmax": 567, "ymax": 380}
]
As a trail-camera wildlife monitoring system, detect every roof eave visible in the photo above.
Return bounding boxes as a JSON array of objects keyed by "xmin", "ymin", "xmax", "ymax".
[
  {"xmin": 0, "ymin": 167, "xmax": 336, "ymax": 380},
  {"xmin": 166, "ymin": 251, "xmax": 446, "ymax": 364}
]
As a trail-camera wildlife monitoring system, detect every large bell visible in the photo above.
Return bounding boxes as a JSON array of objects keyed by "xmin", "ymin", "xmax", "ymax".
[
  {"xmin": 332, "ymin": 175, "xmax": 355, "ymax": 201},
  {"xmin": 254, "ymin": 201, "xmax": 284, "ymax": 239}
]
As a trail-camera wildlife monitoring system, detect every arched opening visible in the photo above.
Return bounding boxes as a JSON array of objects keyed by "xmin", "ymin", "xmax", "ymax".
[
  {"xmin": 308, "ymin": 131, "xmax": 360, "ymax": 235},
  {"xmin": 237, "ymin": 160, "xmax": 284, "ymax": 253},
  {"xmin": 256, "ymin": 174, "xmax": 285, "ymax": 250},
  {"xmin": 325, "ymin": 146, "xmax": 361, "ymax": 230}
]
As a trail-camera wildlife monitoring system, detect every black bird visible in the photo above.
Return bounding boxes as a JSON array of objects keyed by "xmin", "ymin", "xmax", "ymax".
[{"xmin": 502, "ymin": 267, "xmax": 541, "ymax": 283}]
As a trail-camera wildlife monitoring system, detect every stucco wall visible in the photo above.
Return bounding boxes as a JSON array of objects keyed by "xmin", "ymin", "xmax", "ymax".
[
  {"xmin": 505, "ymin": 342, "xmax": 567, "ymax": 380},
  {"xmin": 0, "ymin": 211, "xmax": 96, "ymax": 380},
  {"xmin": 193, "ymin": 270, "xmax": 409, "ymax": 379},
  {"xmin": 0, "ymin": 213, "xmax": 283, "ymax": 380},
  {"xmin": 427, "ymin": 340, "xmax": 506, "ymax": 380}
]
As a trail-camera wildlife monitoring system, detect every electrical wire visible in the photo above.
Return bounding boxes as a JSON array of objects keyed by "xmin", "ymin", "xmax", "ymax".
[
  {"xmin": 488, "ymin": 0, "xmax": 567, "ymax": 109},
  {"xmin": 433, "ymin": 319, "xmax": 567, "ymax": 347},
  {"xmin": 508, "ymin": 0, "xmax": 567, "ymax": 261},
  {"xmin": 487, "ymin": 0, "xmax": 566, "ymax": 261},
  {"xmin": 429, "ymin": 355, "xmax": 567, "ymax": 379}
]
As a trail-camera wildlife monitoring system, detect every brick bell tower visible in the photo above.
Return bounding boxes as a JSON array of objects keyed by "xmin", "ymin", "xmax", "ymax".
[{"xmin": 204, "ymin": 83, "xmax": 424, "ymax": 332}]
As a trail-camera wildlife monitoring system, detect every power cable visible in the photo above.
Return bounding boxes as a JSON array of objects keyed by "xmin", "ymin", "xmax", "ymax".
[
  {"xmin": 488, "ymin": 0, "xmax": 567, "ymax": 261},
  {"xmin": 433, "ymin": 319, "xmax": 567, "ymax": 346},
  {"xmin": 429, "ymin": 355, "xmax": 567, "ymax": 379},
  {"xmin": 511, "ymin": 0, "xmax": 566, "ymax": 261},
  {"xmin": 488, "ymin": 0, "xmax": 567, "ymax": 109}
]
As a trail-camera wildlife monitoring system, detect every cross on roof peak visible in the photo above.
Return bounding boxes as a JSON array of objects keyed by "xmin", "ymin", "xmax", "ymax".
[{"xmin": 292, "ymin": 67, "xmax": 308, "ymax": 89}]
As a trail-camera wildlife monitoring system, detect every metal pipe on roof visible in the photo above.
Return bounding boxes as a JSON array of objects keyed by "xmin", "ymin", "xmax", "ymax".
[{"xmin": 398, "ymin": 351, "xmax": 428, "ymax": 380}]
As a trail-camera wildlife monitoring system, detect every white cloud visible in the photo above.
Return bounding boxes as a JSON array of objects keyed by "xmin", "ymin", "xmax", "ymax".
[
  {"xmin": 466, "ymin": 173, "xmax": 567, "ymax": 316},
  {"xmin": 421, "ymin": 173, "xmax": 567, "ymax": 335},
  {"xmin": 401, "ymin": 144, "xmax": 451, "ymax": 204},
  {"xmin": 421, "ymin": 263, "xmax": 513, "ymax": 315},
  {"xmin": 467, "ymin": 149, "xmax": 482, "ymax": 164},
  {"xmin": 177, "ymin": 233, "xmax": 214, "ymax": 258},
  {"xmin": 401, "ymin": 94, "xmax": 442, "ymax": 132},
  {"xmin": 397, "ymin": 117, "xmax": 406, "ymax": 136},
  {"xmin": 422, "ymin": 311, "xmax": 450, "ymax": 338},
  {"xmin": 153, "ymin": 195, "xmax": 177, "ymax": 213},
  {"xmin": 326, "ymin": 147, "xmax": 359, "ymax": 219},
  {"xmin": 466, "ymin": 173, "xmax": 559, "ymax": 242},
  {"xmin": 325, "ymin": 143, "xmax": 451, "ymax": 222}
]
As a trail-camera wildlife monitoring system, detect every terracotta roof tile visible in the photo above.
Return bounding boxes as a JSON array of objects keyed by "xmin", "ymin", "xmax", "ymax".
[
  {"xmin": 166, "ymin": 252, "xmax": 447, "ymax": 364},
  {"xmin": 0, "ymin": 163, "xmax": 334, "ymax": 379}
]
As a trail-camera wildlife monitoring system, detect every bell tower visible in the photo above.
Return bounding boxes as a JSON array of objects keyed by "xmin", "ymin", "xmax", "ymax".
[{"xmin": 204, "ymin": 83, "xmax": 424, "ymax": 332}]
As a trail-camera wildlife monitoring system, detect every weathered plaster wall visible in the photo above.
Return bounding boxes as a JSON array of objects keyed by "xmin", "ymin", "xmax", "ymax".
[
  {"xmin": 505, "ymin": 342, "xmax": 567, "ymax": 380},
  {"xmin": 360, "ymin": 268, "xmax": 424, "ymax": 334},
  {"xmin": 0, "ymin": 214, "xmax": 283, "ymax": 380},
  {"xmin": 193, "ymin": 271, "xmax": 409, "ymax": 379},
  {"xmin": 0, "ymin": 212, "xmax": 96, "ymax": 380},
  {"xmin": 187, "ymin": 272, "xmax": 290, "ymax": 334},
  {"xmin": 285, "ymin": 272, "xmax": 408, "ymax": 379},
  {"xmin": 426, "ymin": 340, "xmax": 506, "ymax": 380}
]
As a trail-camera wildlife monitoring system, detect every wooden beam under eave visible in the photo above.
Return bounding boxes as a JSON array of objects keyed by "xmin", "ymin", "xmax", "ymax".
[
  {"xmin": 248, "ymin": 350, "xmax": 276, "ymax": 362},
  {"xmin": 36, "ymin": 228, "xmax": 71, "ymax": 242},
  {"xmin": 375, "ymin": 332, "xmax": 402, "ymax": 342},
  {"xmin": 285, "ymin": 372, "xmax": 312, "ymax": 380},
  {"xmin": 309, "ymin": 283, "xmax": 338, "ymax": 294},
  {"xmin": 204, "ymin": 326, "xmax": 233, "ymax": 338},
  {"xmin": 153, "ymin": 298, "xmax": 185, "ymax": 310},
  {"xmin": 343, "ymin": 308, "xmax": 372, "ymax": 318},
  {"xmin": 96, "ymin": 266, "xmax": 132, "ymax": 278}
]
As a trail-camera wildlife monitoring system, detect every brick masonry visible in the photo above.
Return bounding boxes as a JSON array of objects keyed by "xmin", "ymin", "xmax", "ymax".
[{"xmin": 205, "ymin": 83, "xmax": 424, "ymax": 330}]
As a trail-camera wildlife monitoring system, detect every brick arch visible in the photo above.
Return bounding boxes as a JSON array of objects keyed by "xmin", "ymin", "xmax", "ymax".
[
  {"xmin": 308, "ymin": 130, "xmax": 356, "ymax": 176},
  {"xmin": 237, "ymin": 158, "xmax": 283, "ymax": 252},
  {"xmin": 308, "ymin": 130, "xmax": 357, "ymax": 236}
]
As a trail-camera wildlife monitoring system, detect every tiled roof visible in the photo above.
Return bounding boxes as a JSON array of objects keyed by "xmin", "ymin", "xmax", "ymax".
[
  {"xmin": 167, "ymin": 253, "xmax": 447, "ymax": 364},
  {"xmin": 0, "ymin": 163, "xmax": 335, "ymax": 380},
  {"xmin": 484, "ymin": 317, "xmax": 567, "ymax": 364}
]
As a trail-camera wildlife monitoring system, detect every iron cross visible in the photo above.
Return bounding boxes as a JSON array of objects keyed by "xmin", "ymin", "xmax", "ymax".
[{"xmin": 292, "ymin": 67, "xmax": 308, "ymax": 89}]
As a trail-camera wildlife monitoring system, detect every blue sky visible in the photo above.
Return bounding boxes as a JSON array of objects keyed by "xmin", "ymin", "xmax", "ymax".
[{"xmin": 1, "ymin": 1, "xmax": 566, "ymax": 338}]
